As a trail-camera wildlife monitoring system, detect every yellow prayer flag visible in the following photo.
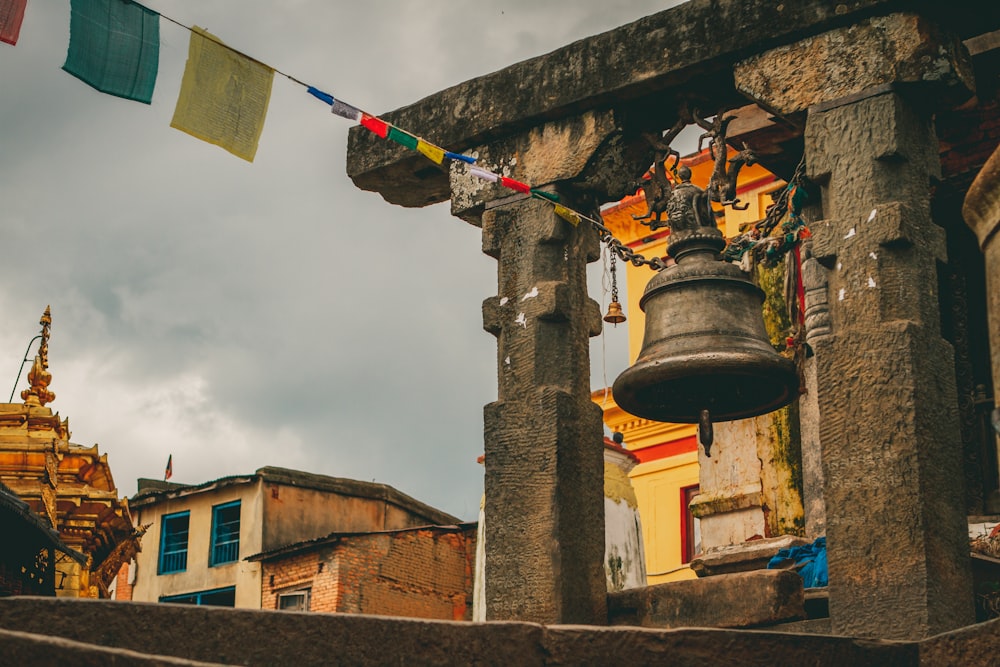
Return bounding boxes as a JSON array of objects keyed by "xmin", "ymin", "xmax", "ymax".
[
  {"xmin": 416, "ymin": 139, "xmax": 445, "ymax": 165},
  {"xmin": 170, "ymin": 27, "xmax": 274, "ymax": 162},
  {"xmin": 554, "ymin": 204, "xmax": 581, "ymax": 226}
]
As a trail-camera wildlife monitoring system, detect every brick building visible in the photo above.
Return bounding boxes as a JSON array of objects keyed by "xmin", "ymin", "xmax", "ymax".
[
  {"xmin": 247, "ymin": 523, "xmax": 476, "ymax": 620},
  {"xmin": 123, "ymin": 467, "xmax": 460, "ymax": 609}
]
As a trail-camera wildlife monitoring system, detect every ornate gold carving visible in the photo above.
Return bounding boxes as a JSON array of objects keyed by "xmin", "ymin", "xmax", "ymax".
[{"xmin": 22, "ymin": 306, "xmax": 56, "ymax": 407}]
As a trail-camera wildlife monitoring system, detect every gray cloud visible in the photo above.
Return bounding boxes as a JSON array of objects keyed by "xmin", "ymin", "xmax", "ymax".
[{"xmin": 0, "ymin": 0, "xmax": 679, "ymax": 519}]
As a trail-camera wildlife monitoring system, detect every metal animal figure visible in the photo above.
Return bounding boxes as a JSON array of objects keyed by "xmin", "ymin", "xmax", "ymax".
[
  {"xmin": 694, "ymin": 109, "xmax": 757, "ymax": 211},
  {"xmin": 632, "ymin": 116, "xmax": 688, "ymax": 231}
]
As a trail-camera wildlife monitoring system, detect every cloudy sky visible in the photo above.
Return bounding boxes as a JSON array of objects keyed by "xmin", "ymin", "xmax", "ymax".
[{"xmin": 0, "ymin": 0, "xmax": 681, "ymax": 520}]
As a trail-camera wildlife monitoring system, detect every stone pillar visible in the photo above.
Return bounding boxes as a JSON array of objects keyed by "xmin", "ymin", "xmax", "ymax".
[
  {"xmin": 735, "ymin": 13, "xmax": 976, "ymax": 639},
  {"xmin": 964, "ymin": 146, "xmax": 1000, "ymax": 444},
  {"xmin": 451, "ymin": 111, "xmax": 623, "ymax": 624},
  {"xmin": 479, "ymin": 193, "xmax": 606, "ymax": 624}
]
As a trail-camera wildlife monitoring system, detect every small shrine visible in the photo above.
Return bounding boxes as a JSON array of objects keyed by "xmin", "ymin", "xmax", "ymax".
[{"xmin": 0, "ymin": 307, "xmax": 141, "ymax": 597}]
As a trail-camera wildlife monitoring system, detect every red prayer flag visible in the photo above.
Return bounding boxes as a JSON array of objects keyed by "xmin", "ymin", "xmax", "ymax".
[
  {"xmin": 0, "ymin": 0, "xmax": 28, "ymax": 46},
  {"xmin": 501, "ymin": 176, "xmax": 531, "ymax": 194},
  {"xmin": 360, "ymin": 113, "xmax": 389, "ymax": 139}
]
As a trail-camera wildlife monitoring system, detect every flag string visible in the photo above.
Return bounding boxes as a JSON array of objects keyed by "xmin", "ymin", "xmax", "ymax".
[{"xmin": 23, "ymin": 0, "xmax": 621, "ymax": 240}]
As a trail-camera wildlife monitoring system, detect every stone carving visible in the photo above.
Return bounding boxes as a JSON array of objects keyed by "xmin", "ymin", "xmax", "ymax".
[{"xmin": 801, "ymin": 242, "xmax": 832, "ymax": 345}]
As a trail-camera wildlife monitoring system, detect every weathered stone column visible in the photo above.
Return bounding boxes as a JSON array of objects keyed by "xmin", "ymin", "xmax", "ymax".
[
  {"xmin": 450, "ymin": 111, "xmax": 620, "ymax": 624},
  {"xmin": 735, "ymin": 13, "xmax": 976, "ymax": 639},
  {"xmin": 964, "ymin": 146, "xmax": 1000, "ymax": 443}
]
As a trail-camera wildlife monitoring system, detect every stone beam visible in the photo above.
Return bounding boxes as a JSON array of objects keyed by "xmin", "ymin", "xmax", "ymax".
[{"xmin": 346, "ymin": 0, "xmax": 1000, "ymax": 208}]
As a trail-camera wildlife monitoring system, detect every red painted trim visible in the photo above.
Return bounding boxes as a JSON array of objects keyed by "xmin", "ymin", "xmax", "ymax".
[
  {"xmin": 633, "ymin": 435, "xmax": 698, "ymax": 463},
  {"xmin": 680, "ymin": 484, "xmax": 700, "ymax": 564}
]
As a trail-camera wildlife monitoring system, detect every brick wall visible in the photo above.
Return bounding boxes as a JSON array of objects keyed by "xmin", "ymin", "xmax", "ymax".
[
  {"xmin": 113, "ymin": 562, "xmax": 132, "ymax": 601},
  {"xmin": 261, "ymin": 548, "xmax": 341, "ymax": 613},
  {"xmin": 259, "ymin": 526, "xmax": 476, "ymax": 621}
]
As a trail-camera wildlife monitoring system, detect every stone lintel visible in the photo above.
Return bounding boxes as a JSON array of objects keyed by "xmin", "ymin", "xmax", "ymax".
[
  {"xmin": 734, "ymin": 13, "xmax": 975, "ymax": 119},
  {"xmin": 345, "ymin": 0, "xmax": 1000, "ymax": 208},
  {"xmin": 690, "ymin": 535, "xmax": 812, "ymax": 578},
  {"xmin": 689, "ymin": 483, "xmax": 763, "ymax": 518},
  {"xmin": 607, "ymin": 570, "xmax": 806, "ymax": 629}
]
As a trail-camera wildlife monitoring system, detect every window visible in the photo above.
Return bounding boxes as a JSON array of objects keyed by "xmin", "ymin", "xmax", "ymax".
[
  {"xmin": 160, "ymin": 586, "xmax": 235, "ymax": 607},
  {"xmin": 210, "ymin": 500, "xmax": 241, "ymax": 566},
  {"xmin": 158, "ymin": 511, "xmax": 190, "ymax": 574},
  {"xmin": 277, "ymin": 588, "xmax": 311, "ymax": 612},
  {"xmin": 680, "ymin": 485, "xmax": 702, "ymax": 564}
]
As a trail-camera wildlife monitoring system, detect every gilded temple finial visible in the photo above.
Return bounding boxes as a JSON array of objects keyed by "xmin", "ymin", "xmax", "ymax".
[{"xmin": 22, "ymin": 306, "xmax": 55, "ymax": 407}]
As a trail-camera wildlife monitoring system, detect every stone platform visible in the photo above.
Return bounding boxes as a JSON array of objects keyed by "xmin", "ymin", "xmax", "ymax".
[{"xmin": 1, "ymin": 596, "xmax": 999, "ymax": 666}]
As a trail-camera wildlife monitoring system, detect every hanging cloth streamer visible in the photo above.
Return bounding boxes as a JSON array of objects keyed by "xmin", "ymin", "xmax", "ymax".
[
  {"xmin": 444, "ymin": 151, "xmax": 476, "ymax": 164},
  {"xmin": 416, "ymin": 140, "xmax": 445, "ymax": 165},
  {"xmin": 469, "ymin": 166, "xmax": 499, "ymax": 183},
  {"xmin": 500, "ymin": 176, "xmax": 531, "ymax": 194},
  {"xmin": 306, "ymin": 86, "xmax": 334, "ymax": 105},
  {"xmin": 360, "ymin": 113, "xmax": 389, "ymax": 138},
  {"xmin": 62, "ymin": 0, "xmax": 160, "ymax": 104},
  {"xmin": 0, "ymin": 0, "xmax": 27, "ymax": 45},
  {"xmin": 331, "ymin": 99, "xmax": 362, "ymax": 122},
  {"xmin": 170, "ymin": 26, "xmax": 274, "ymax": 162}
]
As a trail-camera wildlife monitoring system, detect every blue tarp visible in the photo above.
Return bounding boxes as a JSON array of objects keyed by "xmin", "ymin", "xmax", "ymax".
[{"xmin": 767, "ymin": 536, "xmax": 828, "ymax": 588}]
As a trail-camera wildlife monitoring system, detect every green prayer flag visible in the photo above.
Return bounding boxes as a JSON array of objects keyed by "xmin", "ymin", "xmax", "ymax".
[
  {"xmin": 388, "ymin": 126, "xmax": 418, "ymax": 151},
  {"xmin": 62, "ymin": 0, "xmax": 160, "ymax": 104}
]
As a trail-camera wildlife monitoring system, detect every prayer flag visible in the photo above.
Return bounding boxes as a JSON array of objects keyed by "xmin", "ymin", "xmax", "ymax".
[
  {"xmin": 170, "ymin": 27, "xmax": 274, "ymax": 162},
  {"xmin": 306, "ymin": 86, "xmax": 334, "ymax": 105},
  {"xmin": 0, "ymin": 0, "xmax": 27, "ymax": 46},
  {"xmin": 331, "ymin": 98, "xmax": 362, "ymax": 121},
  {"xmin": 501, "ymin": 176, "xmax": 531, "ymax": 194},
  {"xmin": 416, "ymin": 139, "xmax": 445, "ymax": 165},
  {"xmin": 554, "ymin": 204, "xmax": 581, "ymax": 226},
  {"xmin": 469, "ymin": 166, "xmax": 499, "ymax": 183},
  {"xmin": 62, "ymin": 0, "xmax": 160, "ymax": 104},
  {"xmin": 388, "ymin": 126, "xmax": 418, "ymax": 150},
  {"xmin": 531, "ymin": 189, "xmax": 560, "ymax": 203},
  {"xmin": 164, "ymin": 454, "xmax": 173, "ymax": 481},
  {"xmin": 360, "ymin": 113, "xmax": 389, "ymax": 138},
  {"xmin": 444, "ymin": 151, "xmax": 476, "ymax": 164}
]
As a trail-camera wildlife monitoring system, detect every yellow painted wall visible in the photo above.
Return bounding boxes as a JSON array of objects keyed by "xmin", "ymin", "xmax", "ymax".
[{"xmin": 630, "ymin": 451, "xmax": 700, "ymax": 584}]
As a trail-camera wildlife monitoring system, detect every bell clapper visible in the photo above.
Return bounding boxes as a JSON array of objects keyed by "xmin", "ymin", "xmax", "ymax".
[{"xmin": 699, "ymin": 408, "xmax": 713, "ymax": 457}]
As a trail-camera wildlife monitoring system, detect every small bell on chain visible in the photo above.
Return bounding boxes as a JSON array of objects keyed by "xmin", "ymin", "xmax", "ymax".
[{"xmin": 603, "ymin": 251, "xmax": 627, "ymax": 326}]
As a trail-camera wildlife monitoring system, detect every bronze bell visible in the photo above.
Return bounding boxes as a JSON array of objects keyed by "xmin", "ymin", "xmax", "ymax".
[
  {"xmin": 612, "ymin": 225, "xmax": 799, "ymax": 454},
  {"xmin": 603, "ymin": 300, "xmax": 626, "ymax": 325}
]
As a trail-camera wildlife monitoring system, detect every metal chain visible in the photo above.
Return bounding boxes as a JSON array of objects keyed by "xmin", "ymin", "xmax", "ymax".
[
  {"xmin": 585, "ymin": 155, "xmax": 807, "ymax": 272},
  {"xmin": 587, "ymin": 212, "xmax": 669, "ymax": 271},
  {"xmin": 609, "ymin": 251, "xmax": 620, "ymax": 302}
]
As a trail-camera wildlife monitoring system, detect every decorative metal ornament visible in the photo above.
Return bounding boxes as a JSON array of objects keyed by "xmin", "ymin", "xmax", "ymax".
[
  {"xmin": 604, "ymin": 300, "xmax": 626, "ymax": 325},
  {"xmin": 603, "ymin": 252, "xmax": 627, "ymax": 325},
  {"xmin": 612, "ymin": 108, "xmax": 799, "ymax": 456}
]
